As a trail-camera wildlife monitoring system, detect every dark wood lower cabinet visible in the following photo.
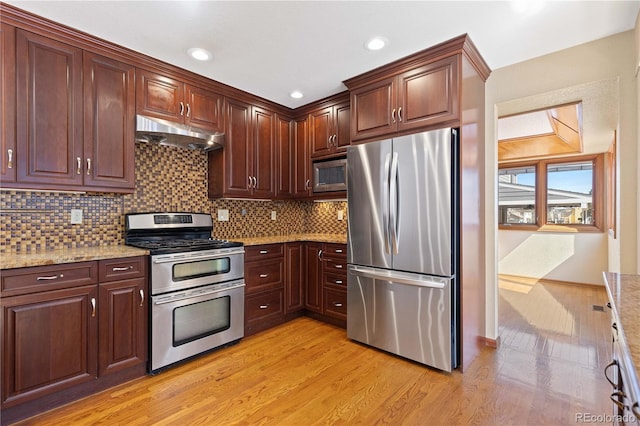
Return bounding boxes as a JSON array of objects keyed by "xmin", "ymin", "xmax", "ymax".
[
  {"xmin": 1, "ymin": 285, "xmax": 98, "ymax": 409},
  {"xmin": 0, "ymin": 257, "xmax": 148, "ymax": 424},
  {"xmin": 304, "ymin": 242, "xmax": 323, "ymax": 314},
  {"xmin": 245, "ymin": 289, "xmax": 285, "ymax": 336}
]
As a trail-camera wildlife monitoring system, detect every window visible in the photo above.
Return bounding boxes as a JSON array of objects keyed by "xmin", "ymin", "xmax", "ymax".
[{"xmin": 498, "ymin": 154, "xmax": 604, "ymax": 231}]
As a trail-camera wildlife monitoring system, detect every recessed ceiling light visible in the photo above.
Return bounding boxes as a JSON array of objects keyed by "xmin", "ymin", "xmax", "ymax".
[
  {"xmin": 290, "ymin": 91, "xmax": 304, "ymax": 99},
  {"xmin": 187, "ymin": 47, "xmax": 212, "ymax": 61},
  {"xmin": 365, "ymin": 37, "xmax": 388, "ymax": 51}
]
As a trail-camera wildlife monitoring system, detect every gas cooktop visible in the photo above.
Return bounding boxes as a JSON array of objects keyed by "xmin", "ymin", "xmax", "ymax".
[{"xmin": 124, "ymin": 212, "xmax": 243, "ymax": 255}]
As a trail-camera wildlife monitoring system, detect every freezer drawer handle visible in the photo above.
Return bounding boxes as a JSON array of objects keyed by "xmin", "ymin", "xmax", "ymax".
[{"xmin": 349, "ymin": 266, "xmax": 446, "ymax": 289}]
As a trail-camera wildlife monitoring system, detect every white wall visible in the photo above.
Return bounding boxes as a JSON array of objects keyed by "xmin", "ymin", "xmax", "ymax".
[{"xmin": 484, "ymin": 30, "xmax": 637, "ymax": 340}]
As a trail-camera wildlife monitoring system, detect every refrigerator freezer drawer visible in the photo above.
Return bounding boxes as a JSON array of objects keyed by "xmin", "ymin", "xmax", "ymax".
[{"xmin": 347, "ymin": 265, "xmax": 455, "ymax": 372}]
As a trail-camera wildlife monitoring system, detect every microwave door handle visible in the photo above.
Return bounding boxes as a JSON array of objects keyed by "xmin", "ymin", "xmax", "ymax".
[
  {"xmin": 389, "ymin": 152, "xmax": 399, "ymax": 255},
  {"xmin": 383, "ymin": 153, "xmax": 391, "ymax": 254}
]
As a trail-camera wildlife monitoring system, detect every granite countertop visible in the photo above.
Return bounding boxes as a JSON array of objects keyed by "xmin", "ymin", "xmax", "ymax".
[
  {"xmin": 2, "ymin": 245, "xmax": 149, "ymax": 270},
  {"xmin": 234, "ymin": 233, "xmax": 347, "ymax": 246},
  {"xmin": 602, "ymin": 272, "xmax": 640, "ymax": 393},
  {"xmin": 1, "ymin": 234, "xmax": 346, "ymax": 270}
]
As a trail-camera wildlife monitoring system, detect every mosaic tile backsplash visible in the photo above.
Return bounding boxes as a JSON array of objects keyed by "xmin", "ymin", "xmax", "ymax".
[{"xmin": 0, "ymin": 143, "xmax": 347, "ymax": 254}]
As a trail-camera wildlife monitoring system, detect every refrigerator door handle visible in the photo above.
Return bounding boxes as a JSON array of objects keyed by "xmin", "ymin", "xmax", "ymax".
[
  {"xmin": 383, "ymin": 152, "xmax": 392, "ymax": 254},
  {"xmin": 389, "ymin": 152, "xmax": 400, "ymax": 255},
  {"xmin": 349, "ymin": 265, "xmax": 446, "ymax": 289}
]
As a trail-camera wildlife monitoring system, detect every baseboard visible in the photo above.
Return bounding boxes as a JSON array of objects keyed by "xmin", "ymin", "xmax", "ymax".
[{"xmin": 478, "ymin": 335, "xmax": 500, "ymax": 348}]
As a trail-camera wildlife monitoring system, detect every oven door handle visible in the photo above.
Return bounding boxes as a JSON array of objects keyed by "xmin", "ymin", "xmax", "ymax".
[
  {"xmin": 153, "ymin": 250, "xmax": 244, "ymax": 264},
  {"xmin": 153, "ymin": 283, "xmax": 245, "ymax": 305}
]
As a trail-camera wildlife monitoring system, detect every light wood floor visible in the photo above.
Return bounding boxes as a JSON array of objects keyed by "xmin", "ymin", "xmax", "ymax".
[{"xmin": 12, "ymin": 277, "xmax": 612, "ymax": 425}]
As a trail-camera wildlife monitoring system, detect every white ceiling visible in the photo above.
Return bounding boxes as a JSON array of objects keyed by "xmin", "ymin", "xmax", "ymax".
[{"xmin": 5, "ymin": 1, "xmax": 640, "ymax": 109}]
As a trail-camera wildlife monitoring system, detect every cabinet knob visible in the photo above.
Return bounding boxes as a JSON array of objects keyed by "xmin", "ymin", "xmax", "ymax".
[
  {"xmin": 397, "ymin": 107, "xmax": 403, "ymax": 122},
  {"xmin": 7, "ymin": 149, "xmax": 13, "ymax": 169},
  {"xmin": 335, "ymin": 249, "xmax": 343, "ymax": 253},
  {"xmin": 186, "ymin": 103, "xmax": 191, "ymax": 117},
  {"xmin": 259, "ymin": 274, "xmax": 269, "ymax": 278},
  {"xmin": 37, "ymin": 274, "xmax": 62, "ymax": 281},
  {"xmin": 86, "ymin": 158, "xmax": 92, "ymax": 176},
  {"xmin": 259, "ymin": 305, "xmax": 269, "ymax": 309},
  {"xmin": 391, "ymin": 108, "xmax": 397, "ymax": 123},
  {"xmin": 333, "ymin": 302, "xmax": 343, "ymax": 307},
  {"xmin": 139, "ymin": 289, "xmax": 145, "ymax": 307},
  {"xmin": 335, "ymin": 264, "xmax": 343, "ymax": 269},
  {"xmin": 91, "ymin": 298, "xmax": 96, "ymax": 317},
  {"xmin": 180, "ymin": 102, "xmax": 185, "ymax": 116},
  {"xmin": 335, "ymin": 280, "xmax": 343, "ymax": 284},
  {"xmin": 259, "ymin": 250, "xmax": 269, "ymax": 254},
  {"xmin": 305, "ymin": 179, "xmax": 310, "ymax": 190},
  {"xmin": 77, "ymin": 157, "xmax": 82, "ymax": 174}
]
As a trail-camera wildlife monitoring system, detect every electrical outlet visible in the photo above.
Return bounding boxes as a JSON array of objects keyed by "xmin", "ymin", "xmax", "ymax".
[
  {"xmin": 271, "ymin": 210, "xmax": 277, "ymax": 220},
  {"xmin": 217, "ymin": 209, "xmax": 229, "ymax": 221},
  {"xmin": 70, "ymin": 209, "xmax": 83, "ymax": 224},
  {"xmin": 337, "ymin": 210, "xmax": 344, "ymax": 221}
]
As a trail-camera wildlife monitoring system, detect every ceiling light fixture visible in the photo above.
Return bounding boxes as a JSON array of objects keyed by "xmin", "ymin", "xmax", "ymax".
[
  {"xmin": 365, "ymin": 37, "xmax": 388, "ymax": 51},
  {"xmin": 290, "ymin": 91, "xmax": 304, "ymax": 99},
  {"xmin": 187, "ymin": 47, "xmax": 212, "ymax": 61}
]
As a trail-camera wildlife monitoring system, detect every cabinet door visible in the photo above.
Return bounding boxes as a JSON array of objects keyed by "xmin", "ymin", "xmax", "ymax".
[
  {"xmin": 293, "ymin": 116, "xmax": 311, "ymax": 198},
  {"xmin": 1, "ymin": 285, "xmax": 98, "ymax": 408},
  {"xmin": 135, "ymin": 69, "xmax": 185, "ymax": 123},
  {"xmin": 1, "ymin": 24, "xmax": 16, "ymax": 183},
  {"xmin": 397, "ymin": 55, "xmax": 459, "ymax": 133},
  {"xmin": 252, "ymin": 106, "xmax": 275, "ymax": 198},
  {"xmin": 309, "ymin": 107, "xmax": 332, "ymax": 158},
  {"xmin": 185, "ymin": 84, "xmax": 224, "ymax": 132},
  {"xmin": 98, "ymin": 277, "xmax": 147, "ymax": 376},
  {"xmin": 222, "ymin": 98, "xmax": 252, "ymax": 197},
  {"xmin": 304, "ymin": 242, "xmax": 323, "ymax": 313},
  {"xmin": 350, "ymin": 76, "xmax": 395, "ymax": 142},
  {"xmin": 285, "ymin": 242, "xmax": 304, "ymax": 313},
  {"xmin": 334, "ymin": 102, "xmax": 351, "ymax": 152},
  {"xmin": 275, "ymin": 114, "xmax": 292, "ymax": 198},
  {"xmin": 83, "ymin": 52, "xmax": 135, "ymax": 191},
  {"xmin": 16, "ymin": 30, "xmax": 83, "ymax": 186}
]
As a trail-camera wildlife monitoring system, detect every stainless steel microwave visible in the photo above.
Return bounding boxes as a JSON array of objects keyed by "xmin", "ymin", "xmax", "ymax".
[{"xmin": 313, "ymin": 157, "xmax": 347, "ymax": 193}]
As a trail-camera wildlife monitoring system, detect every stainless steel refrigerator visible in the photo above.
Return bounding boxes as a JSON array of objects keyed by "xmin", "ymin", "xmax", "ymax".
[{"xmin": 347, "ymin": 128, "xmax": 458, "ymax": 372}]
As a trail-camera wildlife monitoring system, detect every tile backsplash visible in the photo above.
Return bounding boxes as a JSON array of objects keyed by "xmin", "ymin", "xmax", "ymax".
[{"xmin": 0, "ymin": 143, "xmax": 347, "ymax": 255}]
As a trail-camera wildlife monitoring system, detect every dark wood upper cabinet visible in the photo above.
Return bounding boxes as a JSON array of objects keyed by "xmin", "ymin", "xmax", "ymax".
[
  {"xmin": 136, "ymin": 68, "xmax": 223, "ymax": 132},
  {"xmin": 83, "ymin": 52, "xmax": 135, "ymax": 190},
  {"xmin": 275, "ymin": 114, "xmax": 293, "ymax": 198},
  {"xmin": 15, "ymin": 29, "xmax": 84, "ymax": 186},
  {"xmin": 293, "ymin": 116, "xmax": 312, "ymax": 198},
  {"xmin": 309, "ymin": 100, "xmax": 350, "ymax": 158},
  {"xmin": 347, "ymin": 55, "xmax": 460, "ymax": 142},
  {"xmin": 209, "ymin": 99, "xmax": 276, "ymax": 199},
  {"xmin": 1, "ymin": 23, "xmax": 16, "ymax": 184}
]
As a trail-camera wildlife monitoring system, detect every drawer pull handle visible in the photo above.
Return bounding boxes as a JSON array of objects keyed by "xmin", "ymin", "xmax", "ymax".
[
  {"xmin": 333, "ymin": 303, "xmax": 343, "ymax": 307},
  {"xmin": 335, "ymin": 264, "xmax": 343, "ymax": 269},
  {"xmin": 91, "ymin": 298, "xmax": 96, "ymax": 317},
  {"xmin": 112, "ymin": 266, "xmax": 133, "ymax": 272},
  {"xmin": 7, "ymin": 149, "xmax": 13, "ymax": 169},
  {"xmin": 139, "ymin": 289, "xmax": 145, "ymax": 307},
  {"xmin": 604, "ymin": 360, "xmax": 618, "ymax": 388},
  {"xmin": 259, "ymin": 305, "xmax": 269, "ymax": 309},
  {"xmin": 335, "ymin": 280, "xmax": 343, "ymax": 284},
  {"xmin": 37, "ymin": 274, "xmax": 62, "ymax": 281},
  {"xmin": 259, "ymin": 274, "xmax": 268, "ymax": 278},
  {"xmin": 610, "ymin": 390, "xmax": 627, "ymax": 411},
  {"xmin": 259, "ymin": 250, "xmax": 268, "ymax": 254},
  {"xmin": 335, "ymin": 249, "xmax": 343, "ymax": 253}
]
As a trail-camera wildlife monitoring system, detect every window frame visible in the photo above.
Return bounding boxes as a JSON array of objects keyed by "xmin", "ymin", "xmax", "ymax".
[{"xmin": 498, "ymin": 153, "xmax": 605, "ymax": 232}]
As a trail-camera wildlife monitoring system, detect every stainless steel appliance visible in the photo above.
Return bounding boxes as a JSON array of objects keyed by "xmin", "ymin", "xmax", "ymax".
[
  {"xmin": 346, "ymin": 128, "xmax": 459, "ymax": 372},
  {"xmin": 124, "ymin": 213, "xmax": 245, "ymax": 373},
  {"xmin": 313, "ymin": 156, "xmax": 347, "ymax": 192}
]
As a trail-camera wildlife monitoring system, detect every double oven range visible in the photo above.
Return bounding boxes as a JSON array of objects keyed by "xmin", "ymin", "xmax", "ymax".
[{"xmin": 125, "ymin": 213, "xmax": 245, "ymax": 373}]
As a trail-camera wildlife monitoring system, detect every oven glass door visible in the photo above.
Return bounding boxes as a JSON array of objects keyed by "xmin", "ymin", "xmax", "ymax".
[
  {"xmin": 174, "ymin": 296, "xmax": 230, "ymax": 345},
  {"xmin": 151, "ymin": 248, "xmax": 244, "ymax": 294},
  {"xmin": 151, "ymin": 279, "xmax": 245, "ymax": 372}
]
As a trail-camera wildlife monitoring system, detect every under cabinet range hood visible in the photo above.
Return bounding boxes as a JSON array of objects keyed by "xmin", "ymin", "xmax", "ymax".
[{"xmin": 135, "ymin": 114, "xmax": 225, "ymax": 151}]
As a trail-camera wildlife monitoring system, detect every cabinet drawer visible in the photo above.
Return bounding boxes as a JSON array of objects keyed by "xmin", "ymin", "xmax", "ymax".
[
  {"xmin": 245, "ymin": 258, "xmax": 284, "ymax": 293},
  {"xmin": 1, "ymin": 261, "xmax": 98, "ymax": 297},
  {"xmin": 324, "ymin": 272, "xmax": 346, "ymax": 288},
  {"xmin": 99, "ymin": 256, "xmax": 146, "ymax": 282},
  {"xmin": 323, "ymin": 288, "xmax": 347, "ymax": 320},
  {"xmin": 322, "ymin": 243, "xmax": 346, "ymax": 259},
  {"xmin": 245, "ymin": 289, "xmax": 284, "ymax": 324},
  {"xmin": 323, "ymin": 258, "xmax": 347, "ymax": 274},
  {"xmin": 245, "ymin": 244, "xmax": 284, "ymax": 261}
]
